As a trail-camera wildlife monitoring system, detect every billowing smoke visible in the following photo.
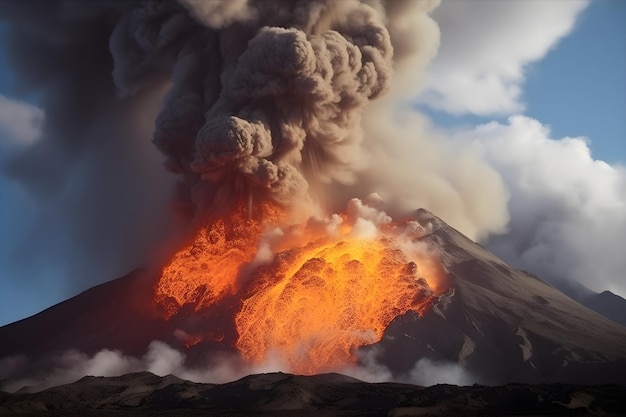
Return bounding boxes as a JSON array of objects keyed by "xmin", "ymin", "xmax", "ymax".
[
  {"xmin": 108, "ymin": 0, "xmax": 399, "ymax": 220},
  {"xmin": 0, "ymin": 0, "xmax": 518, "ymax": 389},
  {"xmin": 0, "ymin": 0, "xmax": 512, "ymax": 304}
]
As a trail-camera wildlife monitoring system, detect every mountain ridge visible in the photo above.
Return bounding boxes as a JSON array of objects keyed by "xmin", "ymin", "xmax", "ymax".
[
  {"xmin": 1, "ymin": 371, "xmax": 625, "ymax": 417},
  {"xmin": 369, "ymin": 209, "xmax": 626, "ymax": 384}
]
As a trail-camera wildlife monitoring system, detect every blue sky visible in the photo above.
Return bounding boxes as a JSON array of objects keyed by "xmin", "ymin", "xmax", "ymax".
[
  {"xmin": 422, "ymin": 0, "xmax": 625, "ymax": 165},
  {"xmin": 0, "ymin": 1, "xmax": 625, "ymax": 327},
  {"xmin": 524, "ymin": 0, "xmax": 626, "ymax": 164}
]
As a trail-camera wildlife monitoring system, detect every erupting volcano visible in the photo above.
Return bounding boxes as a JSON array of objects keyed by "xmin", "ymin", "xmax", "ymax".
[
  {"xmin": 2, "ymin": 1, "xmax": 626, "ymax": 401},
  {"xmin": 154, "ymin": 197, "xmax": 447, "ymax": 374},
  {"xmin": 2, "ymin": 0, "xmax": 463, "ymax": 385},
  {"xmin": 113, "ymin": 0, "xmax": 453, "ymax": 377}
]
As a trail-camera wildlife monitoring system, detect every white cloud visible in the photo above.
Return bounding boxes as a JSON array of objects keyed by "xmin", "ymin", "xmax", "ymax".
[
  {"xmin": 0, "ymin": 94, "xmax": 44, "ymax": 147},
  {"xmin": 420, "ymin": 0, "xmax": 589, "ymax": 116},
  {"xmin": 450, "ymin": 115, "xmax": 626, "ymax": 296}
]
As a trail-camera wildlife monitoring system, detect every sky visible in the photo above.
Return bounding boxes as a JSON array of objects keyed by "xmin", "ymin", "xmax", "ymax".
[
  {"xmin": 420, "ymin": 0, "xmax": 625, "ymax": 166},
  {"xmin": 0, "ymin": 0, "xmax": 625, "ymax": 327}
]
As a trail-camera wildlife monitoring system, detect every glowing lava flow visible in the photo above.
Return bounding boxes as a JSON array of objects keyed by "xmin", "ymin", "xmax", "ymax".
[
  {"xmin": 154, "ymin": 199, "xmax": 447, "ymax": 374},
  {"xmin": 154, "ymin": 202, "xmax": 284, "ymax": 318},
  {"xmin": 236, "ymin": 237, "xmax": 440, "ymax": 374}
]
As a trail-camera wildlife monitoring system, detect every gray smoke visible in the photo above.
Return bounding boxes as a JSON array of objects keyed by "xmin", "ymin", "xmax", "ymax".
[
  {"xmin": 146, "ymin": 0, "xmax": 397, "ymax": 218},
  {"xmin": 0, "ymin": 0, "xmax": 402, "ymax": 296},
  {"xmin": 72, "ymin": 0, "xmax": 402, "ymax": 222},
  {"xmin": 0, "ymin": 0, "xmax": 512, "ymax": 310}
]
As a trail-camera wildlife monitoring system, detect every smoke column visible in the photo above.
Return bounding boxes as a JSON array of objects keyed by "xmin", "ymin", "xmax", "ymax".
[
  {"xmin": 0, "ymin": 0, "xmax": 509, "ymax": 317},
  {"xmin": 0, "ymin": 0, "xmax": 518, "ymax": 390},
  {"xmin": 110, "ymin": 0, "xmax": 403, "ymax": 222}
]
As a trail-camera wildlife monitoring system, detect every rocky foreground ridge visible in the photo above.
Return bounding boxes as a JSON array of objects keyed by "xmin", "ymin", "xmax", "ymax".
[{"xmin": 1, "ymin": 371, "xmax": 625, "ymax": 417}]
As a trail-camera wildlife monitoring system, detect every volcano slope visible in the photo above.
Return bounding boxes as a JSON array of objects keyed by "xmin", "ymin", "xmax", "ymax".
[
  {"xmin": 1, "ymin": 209, "xmax": 626, "ymax": 387},
  {"xmin": 372, "ymin": 209, "xmax": 626, "ymax": 385}
]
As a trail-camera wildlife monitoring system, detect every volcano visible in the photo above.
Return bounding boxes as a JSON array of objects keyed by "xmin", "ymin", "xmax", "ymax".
[{"xmin": 2, "ymin": 209, "xmax": 625, "ymax": 389}]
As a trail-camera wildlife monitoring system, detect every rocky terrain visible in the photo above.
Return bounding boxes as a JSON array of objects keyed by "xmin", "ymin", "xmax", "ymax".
[{"xmin": 1, "ymin": 371, "xmax": 625, "ymax": 417}]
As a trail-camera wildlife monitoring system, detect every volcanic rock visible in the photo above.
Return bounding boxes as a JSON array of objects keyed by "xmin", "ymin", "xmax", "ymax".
[{"xmin": 1, "ymin": 371, "xmax": 625, "ymax": 416}]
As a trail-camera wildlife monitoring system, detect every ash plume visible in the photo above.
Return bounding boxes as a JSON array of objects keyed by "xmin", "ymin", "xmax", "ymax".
[
  {"xmin": 2, "ymin": 0, "xmax": 626, "ymax": 392},
  {"xmin": 142, "ymin": 0, "xmax": 399, "ymax": 219},
  {"xmin": 0, "ymin": 0, "xmax": 511, "ymax": 321}
]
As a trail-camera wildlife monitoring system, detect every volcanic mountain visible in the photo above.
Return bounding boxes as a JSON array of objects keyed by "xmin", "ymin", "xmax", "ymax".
[{"xmin": 1, "ymin": 209, "xmax": 626, "ymax": 388}]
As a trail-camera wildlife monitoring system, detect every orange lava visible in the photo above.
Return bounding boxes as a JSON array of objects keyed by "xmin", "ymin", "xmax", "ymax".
[
  {"xmin": 154, "ymin": 200, "xmax": 447, "ymax": 374},
  {"xmin": 154, "ymin": 202, "xmax": 283, "ymax": 317},
  {"xmin": 236, "ymin": 237, "xmax": 441, "ymax": 374}
]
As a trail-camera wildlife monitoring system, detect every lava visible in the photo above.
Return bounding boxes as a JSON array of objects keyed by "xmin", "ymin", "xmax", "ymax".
[
  {"xmin": 154, "ymin": 198, "xmax": 447, "ymax": 374},
  {"xmin": 154, "ymin": 202, "xmax": 284, "ymax": 318},
  {"xmin": 236, "ymin": 238, "xmax": 441, "ymax": 374}
]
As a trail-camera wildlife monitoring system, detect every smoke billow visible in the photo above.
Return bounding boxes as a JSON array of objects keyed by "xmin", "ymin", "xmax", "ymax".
[
  {"xmin": 101, "ymin": 0, "xmax": 400, "ymax": 221},
  {"xmin": 0, "ymin": 0, "xmax": 515, "ymax": 387},
  {"xmin": 0, "ymin": 0, "xmax": 510, "ymax": 294}
]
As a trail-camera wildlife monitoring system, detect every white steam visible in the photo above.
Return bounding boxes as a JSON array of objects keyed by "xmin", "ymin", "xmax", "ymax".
[
  {"xmin": 342, "ymin": 347, "xmax": 477, "ymax": 386},
  {"xmin": 408, "ymin": 358, "xmax": 476, "ymax": 386},
  {"xmin": 1, "ymin": 342, "xmax": 244, "ymax": 393},
  {"xmin": 1, "ymin": 342, "xmax": 477, "ymax": 394}
]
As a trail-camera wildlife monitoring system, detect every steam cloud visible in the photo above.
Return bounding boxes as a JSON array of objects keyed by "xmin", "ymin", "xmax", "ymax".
[
  {"xmin": 1, "ymin": 343, "xmax": 477, "ymax": 393},
  {"xmin": 0, "ymin": 342, "xmax": 251, "ymax": 393}
]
